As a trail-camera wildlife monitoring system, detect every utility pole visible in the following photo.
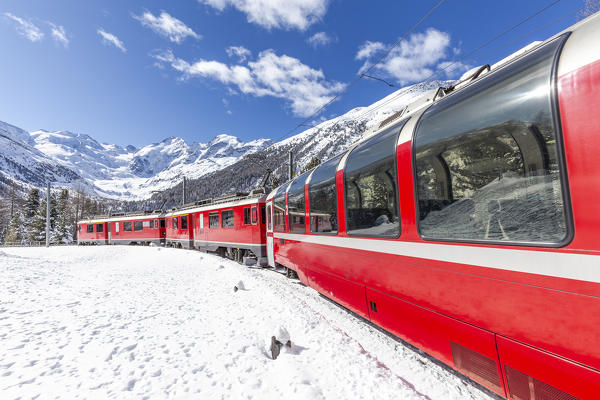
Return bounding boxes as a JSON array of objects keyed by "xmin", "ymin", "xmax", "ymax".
[
  {"xmin": 46, "ymin": 182, "xmax": 50, "ymax": 248},
  {"xmin": 182, "ymin": 177, "xmax": 187, "ymax": 206},
  {"xmin": 288, "ymin": 151, "xmax": 294, "ymax": 181}
]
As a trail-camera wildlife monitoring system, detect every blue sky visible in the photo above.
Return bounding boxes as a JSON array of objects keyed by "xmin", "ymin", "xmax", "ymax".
[{"xmin": 0, "ymin": 0, "xmax": 586, "ymax": 147}]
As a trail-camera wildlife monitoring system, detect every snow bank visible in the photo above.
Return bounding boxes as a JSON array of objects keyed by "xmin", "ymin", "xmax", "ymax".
[{"xmin": 0, "ymin": 247, "xmax": 493, "ymax": 399}]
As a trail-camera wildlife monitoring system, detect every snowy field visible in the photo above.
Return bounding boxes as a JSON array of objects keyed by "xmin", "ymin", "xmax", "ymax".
[{"xmin": 0, "ymin": 246, "xmax": 496, "ymax": 400}]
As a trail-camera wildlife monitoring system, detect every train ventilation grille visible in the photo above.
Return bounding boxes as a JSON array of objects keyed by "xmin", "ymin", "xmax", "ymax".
[
  {"xmin": 450, "ymin": 341, "xmax": 502, "ymax": 392},
  {"xmin": 505, "ymin": 366, "xmax": 578, "ymax": 400}
]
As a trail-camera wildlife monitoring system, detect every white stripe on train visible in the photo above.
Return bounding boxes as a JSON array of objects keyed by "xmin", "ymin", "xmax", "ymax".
[{"xmin": 273, "ymin": 232, "xmax": 600, "ymax": 284}]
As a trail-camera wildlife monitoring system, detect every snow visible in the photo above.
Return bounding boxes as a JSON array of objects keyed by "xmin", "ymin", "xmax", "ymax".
[{"xmin": 0, "ymin": 246, "xmax": 495, "ymax": 400}]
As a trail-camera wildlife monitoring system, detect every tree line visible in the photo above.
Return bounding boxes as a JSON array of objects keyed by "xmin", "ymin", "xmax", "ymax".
[{"xmin": 0, "ymin": 185, "xmax": 110, "ymax": 245}]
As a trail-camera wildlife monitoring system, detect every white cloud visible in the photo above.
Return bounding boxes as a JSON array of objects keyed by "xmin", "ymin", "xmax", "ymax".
[
  {"xmin": 356, "ymin": 28, "xmax": 470, "ymax": 85},
  {"xmin": 198, "ymin": 0, "xmax": 328, "ymax": 31},
  {"xmin": 307, "ymin": 31, "xmax": 333, "ymax": 48},
  {"xmin": 97, "ymin": 28, "xmax": 126, "ymax": 53},
  {"xmin": 153, "ymin": 49, "xmax": 344, "ymax": 117},
  {"xmin": 49, "ymin": 23, "xmax": 69, "ymax": 47},
  {"xmin": 4, "ymin": 12, "xmax": 44, "ymax": 42},
  {"xmin": 355, "ymin": 41, "xmax": 385, "ymax": 60},
  {"xmin": 226, "ymin": 45, "xmax": 251, "ymax": 62},
  {"xmin": 133, "ymin": 11, "xmax": 200, "ymax": 44}
]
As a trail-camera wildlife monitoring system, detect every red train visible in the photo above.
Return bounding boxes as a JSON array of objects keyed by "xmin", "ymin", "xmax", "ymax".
[
  {"xmin": 78, "ymin": 191, "xmax": 268, "ymax": 264},
  {"xmin": 77, "ymin": 14, "xmax": 600, "ymax": 399}
]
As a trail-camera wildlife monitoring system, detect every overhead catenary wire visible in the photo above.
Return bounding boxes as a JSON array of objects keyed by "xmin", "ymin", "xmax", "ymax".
[
  {"xmin": 355, "ymin": 0, "xmax": 564, "ymax": 124},
  {"xmin": 267, "ymin": 0, "xmax": 449, "ymax": 145}
]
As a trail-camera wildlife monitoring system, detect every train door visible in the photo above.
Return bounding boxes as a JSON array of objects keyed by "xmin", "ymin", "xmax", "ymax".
[{"xmin": 266, "ymin": 201, "xmax": 275, "ymax": 267}]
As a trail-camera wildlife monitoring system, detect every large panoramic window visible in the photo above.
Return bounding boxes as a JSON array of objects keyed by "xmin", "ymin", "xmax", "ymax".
[
  {"xmin": 344, "ymin": 124, "xmax": 403, "ymax": 238},
  {"xmin": 414, "ymin": 37, "xmax": 569, "ymax": 244},
  {"xmin": 274, "ymin": 186, "xmax": 287, "ymax": 232},
  {"xmin": 288, "ymin": 172, "xmax": 310, "ymax": 233},
  {"xmin": 309, "ymin": 155, "xmax": 341, "ymax": 234}
]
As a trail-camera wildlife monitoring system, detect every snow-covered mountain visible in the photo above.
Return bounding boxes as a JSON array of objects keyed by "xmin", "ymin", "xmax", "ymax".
[
  {"xmin": 1, "ymin": 122, "xmax": 271, "ymax": 200},
  {"xmin": 0, "ymin": 79, "xmax": 447, "ymax": 202}
]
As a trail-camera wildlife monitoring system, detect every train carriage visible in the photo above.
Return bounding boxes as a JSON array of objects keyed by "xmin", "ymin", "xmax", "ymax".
[
  {"xmin": 266, "ymin": 14, "xmax": 600, "ymax": 400},
  {"xmin": 164, "ymin": 210, "xmax": 194, "ymax": 249},
  {"xmin": 77, "ymin": 212, "xmax": 166, "ymax": 246},
  {"xmin": 176, "ymin": 191, "xmax": 267, "ymax": 263}
]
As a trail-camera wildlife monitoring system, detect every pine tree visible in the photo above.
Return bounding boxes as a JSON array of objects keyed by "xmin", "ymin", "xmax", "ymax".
[
  {"xmin": 29, "ymin": 192, "xmax": 58, "ymax": 244},
  {"xmin": 4, "ymin": 210, "xmax": 25, "ymax": 244},
  {"xmin": 24, "ymin": 188, "xmax": 40, "ymax": 219},
  {"xmin": 55, "ymin": 189, "xmax": 72, "ymax": 244}
]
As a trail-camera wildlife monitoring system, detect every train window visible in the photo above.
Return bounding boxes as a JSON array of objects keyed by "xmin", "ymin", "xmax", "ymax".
[
  {"xmin": 414, "ymin": 37, "xmax": 568, "ymax": 244},
  {"xmin": 287, "ymin": 172, "xmax": 309, "ymax": 233},
  {"xmin": 244, "ymin": 207, "xmax": 251, "ymax": 225},
  {"xmin": 172, "ymin": 217, "xmax": 178, "ymax": 230},
  {"xmin": 274, "ymin": 187, "xmax": 287, "ymax": 232},
  {"xmin": 251, "ymin": 206, "xmax": 258, "ymax": 224},
  {"xmin": 344, "ymin": 125, "xmax": 403, "ymax": 238},
  {"xmin": 134, "ymin": 221, "xmax": 143, "ymax": 231},
  {"xmin": 87, "ymin": 224, "xmax": 93, "ymax": 233},
  {"xmin": 181, "ymin": 215, "xmax": 188, "ymax": 230},
  {"xmin": 267, "ymin": 204, "xmax": 272, "ymax": 230},
  {"xmin": 222, "ymin": 210, "xmax": 234, "ymax": 228},
  {"xmin": 124, "ymin": 222, "xmax": 132, "ymax": 232},
  {"xmin": 96, "ymin": 223, "xmax": 103, "ymax": 233},
  {"xmin": 260, "ymin": 206, "xmax": 266, "ymax": 225},
  {"xmin": 209, "ymin": 212, "xmax": 219, "ymax": 228},
  {"xmin": 309, "ymin": 155, "xmax": 342, "ymax": 234},
  {"xmin": 143, "ymin": 221, "xmax": 150, "ymax": 228},
  {"xmin": 150, "ymin": 220, "xmax": 155, "ymax": 229},
  {"xmin": 160, "ymin": 219, "xmax": 165, "ymax": 229}
]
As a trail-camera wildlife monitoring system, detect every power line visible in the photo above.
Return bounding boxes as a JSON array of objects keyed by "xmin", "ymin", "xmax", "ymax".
[
  {"xmin": 350, "ymin": 0, "xmax": 566, "ymax": 124},
  {"xmin": 269, "ymin": 0, "xmax": 449, "ymax": 145}
]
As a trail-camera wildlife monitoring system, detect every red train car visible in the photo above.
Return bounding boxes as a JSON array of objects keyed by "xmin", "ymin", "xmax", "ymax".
[
  {"xmin": 169, "ymin": 192, "xmax": 267, "ymax": 263},
  {"xmin": 266, "ymin": 15, "xmax": 600, "ymax": 400},
  {"xmin": 77, "ymin": 219, "xmax": 109, "ymax": 245},
  {"xmin": 77, "ymin": 212, "xmax": 166, "ymax": 245},
  {"xmin": 164, "ymin": 210, "xmax": 194, "ymax": 249}
]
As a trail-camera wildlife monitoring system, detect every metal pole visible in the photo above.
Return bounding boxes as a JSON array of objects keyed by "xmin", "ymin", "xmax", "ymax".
[
  {"xmin": 182, "ymin": 177, "xmax": 187, "ymax": 206},
  {"xmin": 288, "ymin": 151, "xmax": 293, "ymax": 181},
  {"xmin": 46, "ymin": 182, "xmax": 50, "ymax": 247}
]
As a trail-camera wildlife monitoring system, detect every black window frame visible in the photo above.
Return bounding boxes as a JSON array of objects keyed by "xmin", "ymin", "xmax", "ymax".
[
  {"xmin": 96, "ymin": 223, "xmax": 103, "ymax": 233},
  {"xmin": 134, "ymin": 220, "xmax": 143, "ymax": 231},
  {"xmin": 123, "ymin": 221, "xmax": 132, "ymax": 232},
  {"xmin": 209, "ymin": 212, "xmax": 219, "ymax": 229},
  {"xmin": 159, "ymin": 219, "xmax": 165, "ymax": 229},
  {"xmin": 222, "ymin": 209, "xmax": 234, "ymax": 229},
  {"xmin": 244, "ymin": 207, "xmax": 252, "ymax": 225},
  {"xmin": 260, "ymin": 205, "xmax": 266, "ymax": 225},
  {"xmin": 343, "ymin": 124, "xmax": 404, "ymax": 239},
  {"xmin": 412, "ymin": 33, "xmax": 573, "ymax": 248},
  {"xmin": 181, "ymin": 215, "xmax": 188, "ymax": 230},
  {"xmin": 309, "ymin": 154, "xmax": 342, "ymax": 235},
  {"xmin": 87, "ymin": 224, "xmax": 94, "ymax": 233}
]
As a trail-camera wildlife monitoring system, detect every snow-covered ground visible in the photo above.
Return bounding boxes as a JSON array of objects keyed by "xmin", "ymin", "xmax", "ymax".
[{"xmin": 0, "ymin": 247, "xmax": 496, "ymax": 400}]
